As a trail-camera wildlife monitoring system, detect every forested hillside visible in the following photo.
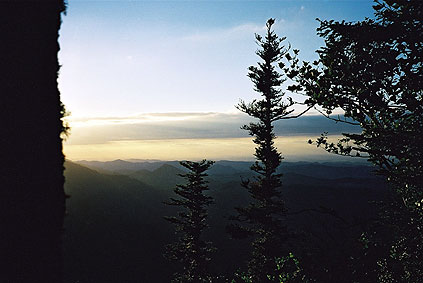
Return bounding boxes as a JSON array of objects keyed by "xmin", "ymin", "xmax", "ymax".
[{"xmin": 64, "ymin": 160, "xmax": 388, "ymax": 282}]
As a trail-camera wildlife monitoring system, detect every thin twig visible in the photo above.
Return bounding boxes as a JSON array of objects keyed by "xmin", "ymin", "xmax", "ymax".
[
  {"xmin": 279, "ymin": 104, "xmax": 314, "ymax": 120},
  {"xmin": 315, "ymin": 107, "xmax": 361, "ymax": 125}
]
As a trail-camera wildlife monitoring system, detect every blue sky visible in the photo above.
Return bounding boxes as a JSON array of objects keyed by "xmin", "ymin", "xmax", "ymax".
[
  {"xmin": 59, "ymin": 0, "xmax": 375, "ymax": 116},
  {"xmin": 59, "ymin": 0, "xmax": 375, "ymax": 161}
]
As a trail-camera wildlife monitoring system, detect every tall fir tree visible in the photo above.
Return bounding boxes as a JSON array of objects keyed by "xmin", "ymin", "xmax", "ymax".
[
  {"xmin": 228, "ymin": 19, "xmax": 299, "ymax": 282},
  {"xmin": 164, "ymin": 160, "xmax": 215, "ymax": 283}
]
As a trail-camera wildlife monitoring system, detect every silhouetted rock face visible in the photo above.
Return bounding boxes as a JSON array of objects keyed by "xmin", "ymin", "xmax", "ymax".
[{"xmin": 0, "ymin": 1, "xmax": 66, "ymax": 282}]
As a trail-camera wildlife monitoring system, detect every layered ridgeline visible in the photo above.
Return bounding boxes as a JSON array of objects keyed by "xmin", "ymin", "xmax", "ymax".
[{"xmin": 65, "ymin": 160, "xmax": 389, "ymax": 282}]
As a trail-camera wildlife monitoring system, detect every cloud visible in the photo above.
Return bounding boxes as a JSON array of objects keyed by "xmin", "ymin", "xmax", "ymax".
[
  {"xmin": 181, "ymin": 23, "xmax": 266, "ymax": 43},
  {"xmin": 67, "ymin": 112, "xmax": 233, "ymax": 126},
  {"xmin": 64, "ymin": 112, "xmax": 361, "ymax": 145},
  {"xmin": 180, "ymin": 18, "xmax": 310, "ymax": 45}
]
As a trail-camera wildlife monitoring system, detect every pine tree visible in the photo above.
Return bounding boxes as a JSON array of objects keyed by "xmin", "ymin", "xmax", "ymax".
[
  {"xmin": 228, "ymin": 19, "xmax": 298, "ymax": 282},
  {"xmin": 164, "ymin": 160, "xmax": 215, "ymax": 283}
]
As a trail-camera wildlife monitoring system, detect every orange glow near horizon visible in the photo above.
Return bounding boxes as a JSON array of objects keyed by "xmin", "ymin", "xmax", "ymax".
[{"xmin": 63, "ymin": 136, "xmax": 343, "ymax": 162}]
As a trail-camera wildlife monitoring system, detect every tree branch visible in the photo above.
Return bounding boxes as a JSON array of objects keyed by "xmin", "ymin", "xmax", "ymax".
[
  {"xmin": 314, "ymin": 107, "xmax": 361, "ymax": 125},
  {"xmin": 278, "ymin": 104, "xmax": 314, "ymax": 120}
]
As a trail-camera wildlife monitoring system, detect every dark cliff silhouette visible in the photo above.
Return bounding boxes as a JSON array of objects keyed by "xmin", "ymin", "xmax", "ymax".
[{"xmin": 0, "ymin": 1, "xmax": 67, "ymax": 282}]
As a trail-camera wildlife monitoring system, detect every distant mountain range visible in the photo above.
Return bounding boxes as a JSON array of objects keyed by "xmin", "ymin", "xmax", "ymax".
[
  {"xmin": 64, "ymin": 159, "xmax": 389, "ymax": 283},
  {"xmin": 76, "ymin": 159, "xmax": 376, "ymax": 180}
]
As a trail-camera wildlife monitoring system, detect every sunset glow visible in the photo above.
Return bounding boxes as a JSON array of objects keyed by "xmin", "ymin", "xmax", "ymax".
[{"xmin": 64, "ymin": 135, "xmax": 348, "ymax": 162}]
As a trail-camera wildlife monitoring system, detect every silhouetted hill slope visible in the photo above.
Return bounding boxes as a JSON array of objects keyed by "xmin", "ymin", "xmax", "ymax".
[
  {"xmin": 129, "ymin": 164, "xmax": 185, "ymax": 189},
  {"xmin": 206, "ymin": 172, "xmax": 389, "ymax": 281},
  {"xmin": 75, "ymin": 159, "xmax": 377, "ymax": 180},
  {"xmin": 208, "ymin": 163, "xmax": 240, "ymax": 175},
  {"xmin": 64, "ymin": 160, "xmax": 390, "ymax": 282},
  {"xmin": 77, "ymin": 159, "xmax": 163, "ymax": 174},
  {"xmin": 279, "ymin": 162, "xmax": 375, "ymax": 180},
  {"xmin": 64, "ymin": 161, "xmax": 176, "ymax": 283}
]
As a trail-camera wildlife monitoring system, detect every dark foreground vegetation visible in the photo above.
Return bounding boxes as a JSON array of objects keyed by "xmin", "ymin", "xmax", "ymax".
[{"xmin": 64, "ymin": 160, "xmax": 388, "ymax": 282}]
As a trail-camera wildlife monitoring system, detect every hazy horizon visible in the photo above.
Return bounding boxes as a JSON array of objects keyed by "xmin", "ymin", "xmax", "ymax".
[
  {"xmin": 64, "ymin": 135, "xmax": 366, "ymax": 164},
  {"xmin": 68, "ymin": 157, "xmax": 368, "ymax": 164}
]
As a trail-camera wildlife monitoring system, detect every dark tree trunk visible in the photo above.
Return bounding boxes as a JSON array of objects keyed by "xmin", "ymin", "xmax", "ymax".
[{"xmin": 0, "ymin": 1, "xmax": 66, "ymax": 282}]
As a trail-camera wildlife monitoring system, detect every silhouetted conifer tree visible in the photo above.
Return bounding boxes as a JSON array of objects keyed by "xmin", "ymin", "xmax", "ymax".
[
  {"xmin": 227, "ymin": 19, "xmax": 299, "ymax": 282},
  {"xmin": 0, "ymin": 1, "xmax": 67, "ymax": 282},
  {"xmin": 164, "ymin": 160, "xmax": 215, "ymax": 283}
]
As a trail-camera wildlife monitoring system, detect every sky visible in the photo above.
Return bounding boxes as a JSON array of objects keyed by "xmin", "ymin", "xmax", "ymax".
[{"xmin": 59, "ymin": 0, "xmax": 375, "ymax": 161}]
